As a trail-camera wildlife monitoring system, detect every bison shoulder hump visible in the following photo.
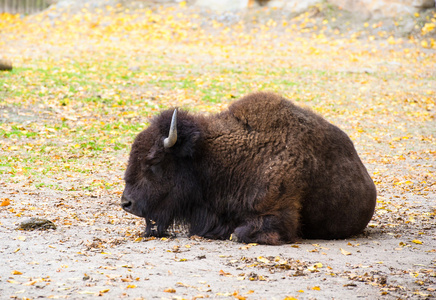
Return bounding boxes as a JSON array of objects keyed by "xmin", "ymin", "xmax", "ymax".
[{"xmin": 228, "ymin": 92, "xmax": 302, "ymax": 132}]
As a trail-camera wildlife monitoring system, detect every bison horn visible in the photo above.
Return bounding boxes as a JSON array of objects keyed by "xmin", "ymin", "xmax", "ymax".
[{"xmin": 164, "ymin": 108, "xmax": 178, "ymax": 148}]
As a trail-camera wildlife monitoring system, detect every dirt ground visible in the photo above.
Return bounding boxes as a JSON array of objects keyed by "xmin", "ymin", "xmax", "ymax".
[
  {"xmin": 1, "ymin": 2, "xmax": 435, "ymax": 299},
  {"xmin": 0, "ymin": 188, "xmax": 435, "ymax": 299}
]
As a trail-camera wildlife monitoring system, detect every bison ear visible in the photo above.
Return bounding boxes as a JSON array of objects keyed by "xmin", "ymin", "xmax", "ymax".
[{"xmin": 175, "ymin": 131, "xmax": 201, "ymax": 158}]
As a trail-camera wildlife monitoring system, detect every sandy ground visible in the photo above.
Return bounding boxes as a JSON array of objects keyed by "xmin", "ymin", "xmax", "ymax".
[{"xmin": 0, "ymin": 187, "xmax": 435, "ymax": 299}]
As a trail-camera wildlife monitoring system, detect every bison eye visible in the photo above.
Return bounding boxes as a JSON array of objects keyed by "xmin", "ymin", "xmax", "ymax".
[{"xmin": 148, "ymin": 164, "xmax": 163, "ymax": 177}]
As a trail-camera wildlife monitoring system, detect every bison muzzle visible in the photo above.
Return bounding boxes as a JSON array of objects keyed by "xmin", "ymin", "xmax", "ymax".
[{"xmin": 121, "ymin": 92, "xmax": 376, "ymax": 245}]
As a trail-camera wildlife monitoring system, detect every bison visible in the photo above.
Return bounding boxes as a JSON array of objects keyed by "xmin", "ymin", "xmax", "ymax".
[{"xmin": 121, "ymin": 92, "xmax": 376, "ymax": 245}]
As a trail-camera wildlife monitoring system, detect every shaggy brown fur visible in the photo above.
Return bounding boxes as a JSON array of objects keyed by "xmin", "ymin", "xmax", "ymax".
[{"xmin": 121, "ymin": 92, "xmax": 377, "ymax": 245}]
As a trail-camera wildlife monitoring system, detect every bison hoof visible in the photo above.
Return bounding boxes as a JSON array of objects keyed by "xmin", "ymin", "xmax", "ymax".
[
  {"xmin": 142, "ymin": 229, "xmax": 170, "ymax": 238},
  {"xmin": 229, "ymin": 233, "xmax": 240, "ymax": 243}
]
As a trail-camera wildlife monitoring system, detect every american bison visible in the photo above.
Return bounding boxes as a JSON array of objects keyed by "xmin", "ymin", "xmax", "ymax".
[{"xmin": 121, "ymin": 92, "xmax": 376, "ymax": 245}]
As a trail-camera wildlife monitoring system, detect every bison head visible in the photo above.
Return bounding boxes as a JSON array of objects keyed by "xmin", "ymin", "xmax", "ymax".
[{"xmin": 121, "ymin": 109, "xmax": 202, "ymax": 237}]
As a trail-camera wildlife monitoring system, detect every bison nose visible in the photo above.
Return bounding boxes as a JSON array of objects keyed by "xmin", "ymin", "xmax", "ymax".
[{"xmin": 121, "ymin": 193, "xmax": 133, "ymax": 212}]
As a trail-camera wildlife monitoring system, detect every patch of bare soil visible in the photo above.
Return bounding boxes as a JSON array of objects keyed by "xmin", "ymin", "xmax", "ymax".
[{"xmin": 0, "ymin": 186, "xmax": 435, "ymax": 299}]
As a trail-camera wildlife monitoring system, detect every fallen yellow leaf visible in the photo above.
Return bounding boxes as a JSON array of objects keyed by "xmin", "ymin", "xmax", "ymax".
[
  {"xmin": 24, "ymin": 280, "xmax": 38, "ymax": 286},
  {"xmin": 257, "ymin": 256, "xmax": 271, "ymax": 264},
  {"xmin": 11, "ymin": 270, "xmax": 22, "ymax": 275},
  {"xmin": 1, "ymin": 198, "xmax": 10, "ymax": 206},
  {"xmin": 340, "ymin": 248, "xmax": 351, "ymax": 256},
  {"xmin": 78, "ymin": 291, "xmax": 95, "ymax": 294},
  {"xmin": 7, "ymin": 279, "xmax": 20, "ymax": 284},
  {"xmin": 164, "ymin": 288, "xmax": 176, "ymax": 293},
  {"xmin": 412, "ymin": 240, "xmax": 423, "ymax": 244},
  {"xmin": 219, "ymin": 270, "xmax": 232, "ymax": 277}
]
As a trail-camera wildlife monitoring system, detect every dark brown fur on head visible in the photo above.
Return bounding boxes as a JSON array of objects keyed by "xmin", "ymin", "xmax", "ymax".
[{"xmin": 121, "ymin": 92, "xmax": 376, "ymax": 245}]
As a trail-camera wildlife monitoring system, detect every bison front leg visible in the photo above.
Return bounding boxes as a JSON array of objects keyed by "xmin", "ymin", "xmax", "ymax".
[
  {"xmin": 232, "ymin": 215, "xmax": 298, "ymax": 245},
  {"xmin": 142, "ymin": 219, "xmax": 170, "ymax": 238}
]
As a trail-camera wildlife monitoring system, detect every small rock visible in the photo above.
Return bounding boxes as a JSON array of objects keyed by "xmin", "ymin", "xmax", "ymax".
[
  {"xmin": 128, "ymin": 66, "xmax": 141, "ymax": 72},
  {"xmin": 17, "ymin": 218, "xmax": 57, "ymax": 231},
  {"xmin": 0, "ymin": 59, "xmax": 13, "ymax": 71}
]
